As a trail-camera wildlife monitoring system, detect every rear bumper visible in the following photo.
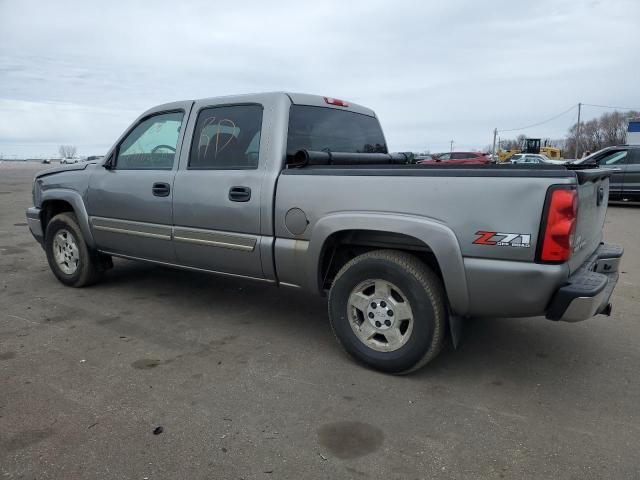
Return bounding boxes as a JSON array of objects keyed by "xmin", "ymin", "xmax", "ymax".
[
  {"xmin": 26, "ymin": 207, "xmax": 44, "ymax": 247},
  {"xmin": 546, "ymin": 243, "xmax": 623, "ymax": 322}
]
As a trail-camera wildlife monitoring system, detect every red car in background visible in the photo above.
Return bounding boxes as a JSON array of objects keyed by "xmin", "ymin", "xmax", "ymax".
[{"xmin": 417, "ymin": 151, "xmax": 491, "ymax": 165}]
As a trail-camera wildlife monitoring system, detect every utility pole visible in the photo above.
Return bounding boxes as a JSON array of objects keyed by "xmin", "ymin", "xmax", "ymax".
[
  {"xmin": 574, "ymin": 102, "xmax": 582, "ymax": 159},
  {"xmin": 450, "ymin": 139, "xmax": 454, "ymax": 153},
  {"xmin": 491, "ymin": 128, "xmax": 498, "ymax": 160}
]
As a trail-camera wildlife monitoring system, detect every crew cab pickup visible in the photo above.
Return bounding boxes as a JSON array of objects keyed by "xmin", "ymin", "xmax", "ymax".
[{"xmin": 26, "ymin": 92, "xmax": 623, "ymax": 373}]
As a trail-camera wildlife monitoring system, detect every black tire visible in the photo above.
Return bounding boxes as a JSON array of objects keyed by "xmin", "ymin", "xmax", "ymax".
[
  {"xmin": 44, "ymin": 212, "xmax": 107, "ymax": 287},
  {"xmin": 328, "ymin": 250, "xmax": 447, "ymax": 374}
]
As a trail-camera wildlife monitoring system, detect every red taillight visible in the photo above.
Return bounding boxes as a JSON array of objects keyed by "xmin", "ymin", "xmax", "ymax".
[
  {"xmin": 539, "ymin": 188, "xmax": 577, "ymax": 262},
  {"xmin": 324, "ymin": 96, "xmax": 349, "ymax": 107}
]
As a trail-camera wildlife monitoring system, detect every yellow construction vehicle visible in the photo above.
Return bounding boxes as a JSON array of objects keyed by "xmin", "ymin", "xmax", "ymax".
[
  {"xmin": 540, "ymin": 145, "xmax": 562, "ymax": 159},
  {"xmin": 498, "ymin": 149, "xmax": 517, "ymax": 162},
  {"xmin": 498, "ymin": 138, "xmax": 562, "ymax": 162}
]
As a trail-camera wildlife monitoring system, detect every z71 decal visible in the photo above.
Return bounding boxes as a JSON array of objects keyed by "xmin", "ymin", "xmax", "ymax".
[{"xmin": 473, "ymin": 231, "xmax": 531, "ymax": 248}]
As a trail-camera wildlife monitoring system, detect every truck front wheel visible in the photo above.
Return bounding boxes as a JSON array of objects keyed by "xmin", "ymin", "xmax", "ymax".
[
  {"xmin": 44, "ymin": 212, "xmax": 109, "ymax": 287},
  {"xmin": 328, "ymin": 250, "xmax": 447, "ymax": 374}
]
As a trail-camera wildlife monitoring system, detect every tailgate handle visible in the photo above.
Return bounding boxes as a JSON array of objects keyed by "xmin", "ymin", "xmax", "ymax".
[
  {"xmin": 597, "ymin": 186, "xmax": 604, "ymax": 206},
  {"xmin": 229, "ymin": 186, "xmax": 251, "ymax": 202}
]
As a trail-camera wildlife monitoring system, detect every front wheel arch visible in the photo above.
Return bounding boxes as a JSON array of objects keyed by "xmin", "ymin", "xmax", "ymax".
[{"xmin": 39, "ymin": 189, "xmax": 96, "ymax": 248}]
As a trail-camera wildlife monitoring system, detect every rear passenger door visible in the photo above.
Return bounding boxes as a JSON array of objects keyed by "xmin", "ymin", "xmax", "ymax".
[
  {"xmin": 623, "ymin": 149, "xmax": 640, "ymax": 198},
  {"xmin": 596, "ymin": 150, "xmax": 628, "ymax": 195},
  {"xmin": 171, "ymin": 103, "xmax": 265, "ymax": 279}
]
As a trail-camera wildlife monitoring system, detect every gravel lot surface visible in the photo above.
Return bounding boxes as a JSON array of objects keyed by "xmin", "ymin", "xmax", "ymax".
[{"xmin": 1, "ymin": 162, "xmax": 639, "ymax": 479}]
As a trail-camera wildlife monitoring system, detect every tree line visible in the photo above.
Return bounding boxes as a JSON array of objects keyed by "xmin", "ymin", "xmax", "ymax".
[
  {"xmin": 58, "ymin": 145, "xmax": 77, "ymax": 159},
  {"xmin": 499, "ymin": 110, "xmax": 639, "ymax": 158}
]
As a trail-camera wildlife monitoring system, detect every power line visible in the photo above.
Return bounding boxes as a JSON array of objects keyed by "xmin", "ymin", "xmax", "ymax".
[
  {"xmin": 582, "ymin": 103, "xmax": 640, "ymax": 111},
  {"xmin": 498, "ymin": 104, "xmax": 578, "ymax": 133},
  {"xmin": 496, "ymin": 102, "xmax": 639, "ymax": 136}
]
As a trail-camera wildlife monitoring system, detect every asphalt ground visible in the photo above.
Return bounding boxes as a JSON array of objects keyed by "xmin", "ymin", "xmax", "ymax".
[{"xmin": 1, "ymin": 162, "xmax": 639, "ymax": 479}]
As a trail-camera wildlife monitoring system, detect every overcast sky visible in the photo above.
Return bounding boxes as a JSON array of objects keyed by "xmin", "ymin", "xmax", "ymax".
[{"xmin": 1, "ymin": 0, "xmax": 639, "ymax": 157}]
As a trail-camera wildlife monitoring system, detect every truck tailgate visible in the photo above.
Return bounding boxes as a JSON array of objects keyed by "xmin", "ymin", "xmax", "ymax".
[{"xmin": 568, "ymin": 169, "xmax": 611, "ymax": 274}]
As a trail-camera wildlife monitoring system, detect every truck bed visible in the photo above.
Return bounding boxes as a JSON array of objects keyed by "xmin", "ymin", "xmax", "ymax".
[{"xmin": 274, "ymin": 162, "xmax": 611, "ymax": 318}]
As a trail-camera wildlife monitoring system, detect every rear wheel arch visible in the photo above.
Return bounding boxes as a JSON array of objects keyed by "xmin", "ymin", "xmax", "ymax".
[
  {"xmin": 306, "ymin": 214, "xmax": 470, "ymax": 315},
  {"xmin": 318, "ymin": 229, "xmax": 444, "ymax": 290}
]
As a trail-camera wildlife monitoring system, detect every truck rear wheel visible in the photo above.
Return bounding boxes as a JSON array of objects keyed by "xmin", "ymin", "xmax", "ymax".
[
  {"xmin": 44, "ymin": 212, "xmax": 109, "ymax": 287},
  {"xmin": 328, "ymin": 250, "xmax": 447, "ymax": 374}
]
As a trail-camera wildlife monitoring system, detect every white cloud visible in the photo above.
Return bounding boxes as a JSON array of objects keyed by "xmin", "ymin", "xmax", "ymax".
[{"xmin": 1, "ymin": 0, "xmax": 639, "ymax": 156}]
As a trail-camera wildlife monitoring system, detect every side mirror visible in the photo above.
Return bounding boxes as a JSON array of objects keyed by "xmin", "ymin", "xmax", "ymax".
[{"xmin": 103, "ymin": 155, "xmax": 115, "ymax": 170}]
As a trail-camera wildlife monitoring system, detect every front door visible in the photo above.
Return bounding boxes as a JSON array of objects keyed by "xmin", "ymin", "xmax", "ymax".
[
  {"xmin": 172, "ymin": 102, "xmax": 265, "ymax": 279},
  {"xmin": 87, "ymin": 108, "xmax": 189, "ymax": 262}
]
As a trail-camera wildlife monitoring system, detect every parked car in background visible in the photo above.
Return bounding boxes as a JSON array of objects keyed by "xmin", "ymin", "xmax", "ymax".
[
  {"xmin": 60, "ymin": 157, "xmax": 81, "ymax": 164},
  {"xmin": 573, "ymin": 145, "xmax": 640, "ymax": 200},
  {"xmin": 417, "ymin": 151, "xmax": 491, "ymax": 165},
  {"xmin": 509, "ymin": 153, "xmax": 568, "ymax": 166},
  {"xmin": 85, "ymin": 155, "xmax": 105, "ymax": 162},
  {"xmin": 510, "ymin": 153, "xmax": 550, "ymax": 164}
]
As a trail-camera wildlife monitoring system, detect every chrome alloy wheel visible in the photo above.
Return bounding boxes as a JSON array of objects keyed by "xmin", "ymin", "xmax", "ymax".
[
  {"xmin": 347, "ymin": 279, "xmax": 414, "ymax": 352},
  {"xmin": 52, "ymin": 229, "xmax": 80, "ymax": 275}
]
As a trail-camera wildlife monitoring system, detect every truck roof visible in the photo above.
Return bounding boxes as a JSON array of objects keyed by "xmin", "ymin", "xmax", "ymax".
[{"xmin": 149, "ymin": 92, "xmax": 376, "ymax": 118}]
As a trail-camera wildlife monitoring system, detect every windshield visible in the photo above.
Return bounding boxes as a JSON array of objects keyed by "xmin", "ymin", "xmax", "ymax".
[{"xmin": 287, "ymin": 105, "xmax": 387, "ymax": 156}]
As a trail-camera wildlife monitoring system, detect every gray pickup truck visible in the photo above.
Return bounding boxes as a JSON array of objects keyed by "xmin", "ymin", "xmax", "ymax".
[{"xmin": 26, "ymin": 92, "xmax": 623, "ymax": 373}]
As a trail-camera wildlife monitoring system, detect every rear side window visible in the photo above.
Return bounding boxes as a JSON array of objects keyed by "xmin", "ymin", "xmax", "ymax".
[
  {"xmin": 286, "ymin": 105, "xmax": 387, "ymax": 157},
  {"xmin": 116, "ymin": 111, "xmax": 184, "ymax": 170},
  {"xmin": 600, "ymin": 151, "xmax": 628, "ymax": 165},
  {"xmin": 189, "ymin": 104, "xmax": 263, "ymax": 169}
]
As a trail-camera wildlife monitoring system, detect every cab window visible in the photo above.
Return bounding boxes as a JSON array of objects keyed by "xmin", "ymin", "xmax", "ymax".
[
  {"xmin": 600, "ymin": 151, "xmax": 628, "ymax": 165},
  {"xmin": 116, "ymin": 112, "xmax": 184, "ymax": 170},
  {"xmin": 189, "ymin": 104, "xmax": 263, "ymax": 169},
  {"xmin": 286, "ymin": 105, "xmax": 387, "ymax": 157}
]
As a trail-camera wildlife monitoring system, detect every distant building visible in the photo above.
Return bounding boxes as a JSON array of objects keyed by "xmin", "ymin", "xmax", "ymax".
[{"xmin": 628, "ymin": 118, "xmax": 640, "ymax": 145}]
